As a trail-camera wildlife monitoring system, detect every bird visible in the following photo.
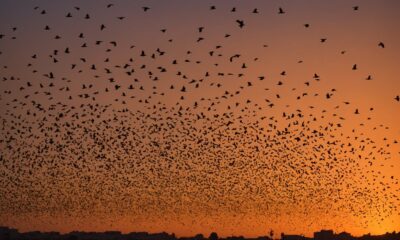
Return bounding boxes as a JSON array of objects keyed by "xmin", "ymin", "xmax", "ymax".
[{"xmin": 236, "ymin": 20, "xmax": 244, "ymax": 28}]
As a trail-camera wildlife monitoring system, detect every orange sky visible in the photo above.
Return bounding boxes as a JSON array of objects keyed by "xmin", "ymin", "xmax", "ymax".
[{"xmin": 0, "ymin": 0, "xmax": 399, "ymax": 238}]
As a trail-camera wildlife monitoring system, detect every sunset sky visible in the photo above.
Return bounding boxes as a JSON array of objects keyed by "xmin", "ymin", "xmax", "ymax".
[{"xmin": 0, "ymin": 0, "xmax": 399, "ymax": 238}]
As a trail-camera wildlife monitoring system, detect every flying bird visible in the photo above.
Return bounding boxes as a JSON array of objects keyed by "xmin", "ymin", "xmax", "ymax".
[{"xmin": 236, "ymin": 20, "xmax": 244, "ymax": 28}]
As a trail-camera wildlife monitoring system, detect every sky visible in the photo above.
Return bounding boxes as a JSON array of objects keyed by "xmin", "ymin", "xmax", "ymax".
[{"xmin": 0, "ymin": 0, "xmax": 399, "ymax": 238}]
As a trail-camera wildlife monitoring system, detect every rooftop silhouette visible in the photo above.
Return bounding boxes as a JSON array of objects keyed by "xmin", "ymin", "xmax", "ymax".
[{"xmin": 1, "ymin": 227, "xmax": 399, "ymax": 240}]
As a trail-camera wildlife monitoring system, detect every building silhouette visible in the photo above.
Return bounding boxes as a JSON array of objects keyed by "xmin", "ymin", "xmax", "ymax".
[
  {"xmin": 0, "ymin": 226, "xmax": 399, "ymax": 240},
  {"xmin": 314, "ymin": 230, "xmax": 334, "ymax": 240}
]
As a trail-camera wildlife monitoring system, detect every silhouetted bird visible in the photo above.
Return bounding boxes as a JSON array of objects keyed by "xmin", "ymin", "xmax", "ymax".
[{"xmin": 236, "ymin": 20, "xmax": 244, "ymax": 28}]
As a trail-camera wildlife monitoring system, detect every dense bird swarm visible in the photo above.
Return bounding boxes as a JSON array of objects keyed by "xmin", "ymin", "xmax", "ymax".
[{"xmin": 0, "ymin": 1, "xmax": 399, "ymax": 233}]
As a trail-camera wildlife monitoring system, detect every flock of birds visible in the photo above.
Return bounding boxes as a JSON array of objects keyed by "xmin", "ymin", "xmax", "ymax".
[{"xmin": 0, "ymin": 1, "xmax": 399, "ymax": 234}]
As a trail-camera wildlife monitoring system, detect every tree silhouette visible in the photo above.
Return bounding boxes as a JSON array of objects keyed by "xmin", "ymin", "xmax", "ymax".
[
  {"xmin": 195, "ymin": 234, "xmax": 205, "ymax": 240},
  {"xmin": 209, "ymin": 232, "xmax": 218, "ymax": 240}
]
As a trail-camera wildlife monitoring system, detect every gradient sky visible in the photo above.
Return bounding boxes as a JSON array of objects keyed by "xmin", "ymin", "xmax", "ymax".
[{"xmin": 0, "ymin": 0, "xmax": 399, "ymax": 238}]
